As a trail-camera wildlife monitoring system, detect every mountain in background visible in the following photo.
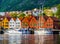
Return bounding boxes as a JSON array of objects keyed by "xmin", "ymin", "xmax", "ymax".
[{"xmin": 0, "ymin": 0, "xmax": 60, "ymax": 11}]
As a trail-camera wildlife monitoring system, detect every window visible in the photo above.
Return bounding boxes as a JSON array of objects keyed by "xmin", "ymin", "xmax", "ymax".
[
  {"xmin": 10, "ymin": 22, "xmax": 12, "ymax": 24},
  {"xmin": 47, "ymin": 24, "xmax": 52, "ymax": 26},
  {"xmin": 16, "ymin": 22, "xmax": 20, "ymax": 24},
  {"xmin": 6, "ymin": 22, "xmax": 8, "ymax": 24},
  {"xmin": 33, "ymin": 23, "xmax": 37, "ymax": 26},
  {"xmin": 10, "ymin": 28, "xmax": 13, "ymax": 29},
  {"xmin": 5, "ymin": 25, "xmax": 8, "ymax": 26},
  {"xmin": 22, "ymin": 22, "xmax": 28, "ymax": 26}
]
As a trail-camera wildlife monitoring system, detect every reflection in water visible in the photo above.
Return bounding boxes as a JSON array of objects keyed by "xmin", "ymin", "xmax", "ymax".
[
  {"xmin": 35, "ymin": 34, "xmax": 54, "ymax": 44},
  {"xmin": 0, "ymin": 34, "xmax": 60, "ymax": 44}
]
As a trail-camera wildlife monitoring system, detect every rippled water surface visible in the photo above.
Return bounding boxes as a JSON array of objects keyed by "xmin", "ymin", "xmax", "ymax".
[{"xmin": 0, "ymin": 34, "xmax": 60, "ymax": 44}]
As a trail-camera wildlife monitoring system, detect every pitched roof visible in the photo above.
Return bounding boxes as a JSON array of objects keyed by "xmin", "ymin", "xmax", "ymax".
[
  {"xmin": 0, "ymin": 16, "xmax": 5, "ymax": 21},
  {"xmin": 50, "ymin": 16, "xmax": 60, "ymax": 22},
  {"xmin": 38, "ymin": 16, "xmax": 49, "ymax": 21},
  {"xmin": 43, "ymin": 16, "xmax": 49, "ymax": 20},
  {"xmin": 6, "ymin": 17, "xmax": 11, "ymax": 21},
  {"xmin": 21, "ymin": 15, "xmax": 33, "ymax": 21},
  {"xmin": 0, "ymin": 16, "xmax": 11, "ymax": 21},
  {"xmin": 12, "ymin": 18, "xmax": 16, "ymax": 21},
  {"xmin": 19, "ymin": 17, "xmax": 23, "ymax": 21}
]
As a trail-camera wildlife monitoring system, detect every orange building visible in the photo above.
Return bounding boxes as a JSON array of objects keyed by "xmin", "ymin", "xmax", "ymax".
[
  {"xmin": 44, "ymin": 16, "xmax": 60, "ymax": 29},
  {"xmin": 38, "ymin": 16, "xmax": 48, "ymax": 28},
  {"xmin": 29, "ymin": 16, "xmax": 38, "ymax": 29},
  {"xmin": 45, "ymin": 17, "xmax": 53, "ymax": 28},
  {"xmin": 21, "ymin": 17, "xmax": 29, "ymax": 28}
]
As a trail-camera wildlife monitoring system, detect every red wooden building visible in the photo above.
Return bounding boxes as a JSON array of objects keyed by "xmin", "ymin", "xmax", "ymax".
[{"xmin": 29, "ymin": 16, "xmax": 38, "ymax": 29}]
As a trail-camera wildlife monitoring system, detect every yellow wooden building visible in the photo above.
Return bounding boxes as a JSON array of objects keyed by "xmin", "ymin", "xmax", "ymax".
[{"xmin": 2, "ymin": 17, "xmax": 9, "ymax": 29}]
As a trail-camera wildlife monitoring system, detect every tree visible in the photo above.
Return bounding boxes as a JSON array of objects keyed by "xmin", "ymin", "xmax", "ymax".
[
  {"xmin": 18, "ymin": 13, "xmax": 25, "ymax": 18},
  {"xmin": 10, "ymin": 12, "xmax": 18, "ymax": 18},
  {"xmin": 56, "ymin": 4, "xmax": 60, "ymax": 19},
  {"xmin": 44, "ymin": 9, "xmax": 54, "ymax": 16}
]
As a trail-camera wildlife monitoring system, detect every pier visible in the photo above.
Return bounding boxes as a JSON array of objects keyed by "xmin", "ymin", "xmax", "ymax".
[{"xmin": 52, "ymin": 29, "xmax": 60, "ymax": 34}]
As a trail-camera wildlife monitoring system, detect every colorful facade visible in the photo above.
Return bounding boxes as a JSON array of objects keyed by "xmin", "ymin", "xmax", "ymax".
[
  {"xmin": 15, "ymin": 18, "xmax": 21, "ymax": 29},
  {"xmin": 2, "ymin": 17, "xmax": 9, "ymax": 29},
  {"xmin": 45, "ymin": 17, "xmax": 53, "ymax": 28},
  {"xmin": 9, "ymin": 18, "xmax": 16, "ymax": 29},
  {"xmin": 29, "ymin": 16, "xmax": 38, "ymax": 29},
  {"xmin": 21, "ymin": 17, "xmax": 29, "ymax": 28},
  {"xmin": 0, "ymin": 16, "xmax": 60, "ymax": 30}
]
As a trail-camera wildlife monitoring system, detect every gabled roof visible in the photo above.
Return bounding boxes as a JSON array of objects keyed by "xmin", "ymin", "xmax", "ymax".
[
  {"xmin": 29, "ymin": 16, "xmax": 38, "ymax": 22},
  {"xmin": 12, "ymin": 18, "xmax": 16, "ymax": 21},
  {"xmin": 43, "ymin": 16, "xmax": 49, "ymax": 20},
  {"xmin": 19, "ymin": 17, "xmax": 24, "ymax": 21},
  {"xmin": 50, "ymin": 17, "xmax": 60, "ymax": 22},
  {"xmin": 21, "ymin": 15, "xmax": 33, "ymax": 22},
  {"xmin": 6, "ymin": 17, "xmax": 11, "ymax": 21},
  {"xmin": 0, "ymin": 16, "xmax": 11, "ymax": 21},
  {"xmin": 38, "ymin": 16, "xmax": 60, "ymax": 22},
  {"xmin": 21, "ymin": 17, "xmax": 29, "ymax": 23},
  {"xmin": 34, "ymin": 16, "xmax": 39, "ymax": 20},
  {"xmin": 38, "ymin": 16, "xmax": 49, "ymax": 21},
  {"xmin": 0, "ymin": 16, "xmax": 5, "ymax": 21}
]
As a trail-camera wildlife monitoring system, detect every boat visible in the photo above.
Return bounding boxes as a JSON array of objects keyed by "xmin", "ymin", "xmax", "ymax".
[
  {"xmin": 34, "ymin": 28, "xmax": 53, "ymax": 35},
  {"xmin": 18, "ymin": 28, "xmax": 30, "ymax": 34},
  {"xmin": 4, "ymin": 29, "xmax": 22, "ymax": 34}
]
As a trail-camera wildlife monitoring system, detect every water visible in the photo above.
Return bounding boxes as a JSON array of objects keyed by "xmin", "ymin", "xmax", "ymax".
[{"xmin": 0, "ymin": 34, "xmax": 60, "ymax": 44}]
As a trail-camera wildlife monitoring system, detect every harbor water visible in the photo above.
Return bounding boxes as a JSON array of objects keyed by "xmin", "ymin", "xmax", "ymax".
[{"xmin": 0, "ymin": 34, "xmax": 60, "ymax": 44}]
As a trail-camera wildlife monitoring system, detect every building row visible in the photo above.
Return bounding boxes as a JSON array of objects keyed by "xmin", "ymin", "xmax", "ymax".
[{"xmin": 0, "ymin": 15, "xmax": 60, "ymax": 30}]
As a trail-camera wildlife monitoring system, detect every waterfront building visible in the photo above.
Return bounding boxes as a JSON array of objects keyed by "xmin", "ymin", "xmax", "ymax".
[
  {"xmin": 38, "ymin": 16, "xmax": 48, "ymax": 28},
  {"xmin": 21, "ymin": 17, "xmax": 29, "ymax": 28},
  {"xmin": 2, "ymin": 17, "xmax": 9, "ymax": 29},
  {"xmin": 45, "ymin": 17, "xmax": 53, "ymax": 29},
  {"xmin": 29, "ymin": 16, "xmax": 38, "ymax": 29},
  {"xmin": 9, "ymin": 18, "xmax": 16, "ymax": 29},
  {"xmin": 15, "ymin": 18, "xmax": 21, "ymax": 30}
]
